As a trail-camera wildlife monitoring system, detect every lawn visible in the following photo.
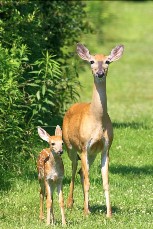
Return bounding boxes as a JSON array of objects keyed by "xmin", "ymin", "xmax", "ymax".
[{"xmin": 1, "ymin": 1, "xmax": 153, "ymax": 228}]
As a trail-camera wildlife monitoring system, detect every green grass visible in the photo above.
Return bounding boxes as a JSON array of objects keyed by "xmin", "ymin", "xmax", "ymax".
[{"xmin": 1, "ymin": 1, "xmax": 153, "ymax": 228}]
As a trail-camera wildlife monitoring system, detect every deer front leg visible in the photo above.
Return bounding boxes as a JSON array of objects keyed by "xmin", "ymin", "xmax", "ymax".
[
  {"xmin": 57, "ymin": 182, "xmax": 66, "ymax": 225},
  {"xmin": 45, "ymin": 181, "xmax": 54, "ymax": 225},
  {"xmin": 67, "ymin": 154, "xmax": 78, "ymax": 208},
  {"xmin": 101, "ymin": 150, "xmax": 112, "ymax": 218},
  {"xmin": 80, "ymin": 152, "xmax": 90, "ymax": 215}
]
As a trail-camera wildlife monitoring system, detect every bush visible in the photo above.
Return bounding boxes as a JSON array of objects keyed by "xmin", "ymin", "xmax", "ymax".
[{"xmin": 0, "ymin": 42, "xmax": 81, "ymax": 176}]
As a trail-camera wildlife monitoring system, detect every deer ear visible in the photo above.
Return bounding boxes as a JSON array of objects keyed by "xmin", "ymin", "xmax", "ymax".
[
  {"xmin": 37, "ymin": 127, "xmax": 50, "ymax": 142},
  {"xmin": 76, "ymin": 43, "xmax": 91, "ymax": 61},
  {"xmin": 108, "ymin": 45, "xmax": 124, "ymax": 62},
  {"xmin": 55, "ymin": 125, "xmax": 62, "ymax": 137}
]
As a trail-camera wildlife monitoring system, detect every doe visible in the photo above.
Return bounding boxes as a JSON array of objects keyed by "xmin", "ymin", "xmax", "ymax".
[
  {"xmin": 62, "ymin": 43, "xmax": 124, "ymax": 217},
  {"xmin": 37, "ymin": 125, "xmax": 66, "ymax": 225}
]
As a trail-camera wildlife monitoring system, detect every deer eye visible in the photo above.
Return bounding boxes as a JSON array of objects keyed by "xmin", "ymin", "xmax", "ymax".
[
  {"xmin": 51, "ymin": 142, "xmax": 55, "ymax": 146},
  {"xmin": 105, "ymin": 60, "xmax": 110, "ymax": 65},
  {"xmin": 90, "ymin": 60, "xmax": 94, "ymax": 64}
]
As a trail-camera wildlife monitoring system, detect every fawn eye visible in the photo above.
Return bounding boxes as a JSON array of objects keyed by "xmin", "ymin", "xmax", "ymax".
[
  {"xmin": 51, "ymin": 142, "xmax": 55, "ymax": 146},
  {"xmin": 105, "ymin": 60, "xmax": 110, "ymax": 65},
  {"xmin": 90, "ymin": 60, "xmax": 94, "ymax": 64}
]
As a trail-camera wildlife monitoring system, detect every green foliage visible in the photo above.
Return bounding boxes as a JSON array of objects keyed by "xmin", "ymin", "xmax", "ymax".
[
  {"xmin": 28, "ymin": 51, "xmax": 80, "ymax": 125},
  {"xmin": 0, "ymin": 0, "xmax": 89, "ymax": 61},
  {"xmin": 0, "ymin": 44, "xmax": 80, "ymax": 177},
  {"xmin": 0, "ymin": 42, "xmax": 30, "ymax": 174},
  {"xmin": 0, "ymin": 0, "xmax": 90, "ymax": 176}
]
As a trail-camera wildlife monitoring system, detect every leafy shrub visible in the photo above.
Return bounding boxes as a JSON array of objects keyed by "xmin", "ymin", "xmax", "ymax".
[
  {"xmin": 0, "ymin": 0, "xmax": 90, "ymax": 178},
  {"xmin": 0, "ymin": 1, "xmax": 90, "ymax": 61},
  {"xmin": 0, "ymin": 42, "xmax": 81, "ymax": 181},
  {"xmin": 0, "ymin": 43, "xmax": 30, "ymax": 174}
]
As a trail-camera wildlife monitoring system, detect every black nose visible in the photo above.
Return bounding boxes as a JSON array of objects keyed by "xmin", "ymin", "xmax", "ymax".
[
  {"xmin": 98, "ymin": 72, "xmax": 105, "ymax": 78},
  {"xmin": 59, "ymin": 150, "xmax": 63, "ymax": 156}
]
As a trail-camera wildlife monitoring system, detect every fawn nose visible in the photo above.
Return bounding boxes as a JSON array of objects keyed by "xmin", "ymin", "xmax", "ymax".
[{"xmin": 59, "ymin": 150, "xmax": 63, "ymax": 156}]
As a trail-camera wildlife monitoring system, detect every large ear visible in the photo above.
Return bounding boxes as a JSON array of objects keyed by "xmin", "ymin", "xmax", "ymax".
[
  {"xmin": 108, "ymin": 45, "xmax": 124, "ymax": 62},
  {"xmin": 55, "ymin": 125, "xmax": 62, "ymax": 137},
  {"xmin": 76, "ymin": 43, "xmax": 91, "ymax": 61},
  {"xmin": 37, "ymin": 126, "xmax": 50, "ymax": 142}
]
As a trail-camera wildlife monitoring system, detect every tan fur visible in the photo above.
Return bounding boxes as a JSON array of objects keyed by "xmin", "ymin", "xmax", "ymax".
[
  {"xmin": 37, "ymin": 127, "xmax": 66, "ymax": 225},
  {"xmin": 62, "ymin": 43, "xmax": 124, "ymax": 217}
]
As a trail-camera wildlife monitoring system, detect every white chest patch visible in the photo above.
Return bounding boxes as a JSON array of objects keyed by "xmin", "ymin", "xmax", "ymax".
[{"xmin": 47, "ymin": 168, "xmax": 63, "ymax": 181}]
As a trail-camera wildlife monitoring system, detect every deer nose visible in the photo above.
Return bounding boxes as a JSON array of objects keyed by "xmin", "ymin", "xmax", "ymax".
[
  {"xmin": 97, "ymin": 71, "xmax": 105, "ymax": 78},
  {"xmin": 59, "ymin": 150, "xmax": 63, "ymax": 156}
]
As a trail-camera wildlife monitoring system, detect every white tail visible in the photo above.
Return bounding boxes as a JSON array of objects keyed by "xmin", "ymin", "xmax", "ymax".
[
  {"xmin": 37, "ymin": 126, "xmax": 66, "ymax": 225},
  {"xmin": 62, "ymin": 43, "xmax": 124, "ymax": 217}
]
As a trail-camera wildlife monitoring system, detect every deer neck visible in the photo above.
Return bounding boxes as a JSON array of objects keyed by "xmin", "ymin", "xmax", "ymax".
[{"xmin": 90, "ymin": 78, "xmax": 107, "ymax": 122}]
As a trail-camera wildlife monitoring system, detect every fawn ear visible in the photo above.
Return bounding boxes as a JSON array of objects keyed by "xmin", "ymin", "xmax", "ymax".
[
  {"xmin": 77, "ymin": 43, "xmax": 91, "ymax": 61},
  {"xmin": 37, "ymin": 127, "xmax": 49, "ymax": 142},
  {"xmin": 55, "ymin": 125, "xmax": 62, "ymax": 137},
  {"xmin": 108, "ymin": 45, "xmax": 124, "ymax": 62}
]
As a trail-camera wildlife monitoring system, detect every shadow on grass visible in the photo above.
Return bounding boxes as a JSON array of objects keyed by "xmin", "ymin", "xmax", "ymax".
[
  {"xmin": 110, "ymin": 164, "xmax": 153, "ymax": 176},
  {"xmin": 0, "ymin": 177, "xmax": 12, "ymax": 191},
  {"xmin": 0, "ymin": 170, "xmax": 38, "ymax": 192},
  {"xmin": 113, "ymin": 121, "xmax": 149, "ymax": 129},
  {"xmin": 90, "ymin": 204, "xmax": 120, "ymax": 215},
  {"xmin": 89, "ymin": 164, "xmax": 153, "ymax": 185}
]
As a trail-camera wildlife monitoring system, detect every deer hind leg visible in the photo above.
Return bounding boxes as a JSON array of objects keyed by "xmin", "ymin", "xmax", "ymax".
[
  {"xmin": 57, "ymin": 182, "xmax": 66, "ymax": 225},
  {"xmin": 67, "ymin": 151, "xmax": 78, "ymax": 208},
  {"xmin": 80, "ymin": 151, "xmax": 90, "ymax": 215},
  {"xmin": 101, "ymin": 146, "xmax": 112, "ymax": 218},
  {"xmin": 39, "ymin": 179, "xmax": 45, "ymax": 220}
]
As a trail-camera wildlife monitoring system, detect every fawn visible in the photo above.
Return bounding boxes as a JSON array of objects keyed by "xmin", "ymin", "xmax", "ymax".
[
  {"xmin": 37, "ymin": 125, "xmax": 66, "ymax": 225},
  {"xmin": 62, "ymin": 43, "xmax": 124, "ymax": 217}
]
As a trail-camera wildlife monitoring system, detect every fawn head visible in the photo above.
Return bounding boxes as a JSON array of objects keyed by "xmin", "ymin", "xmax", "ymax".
[
  {"xmin": 76, "ymin": 43, "xmax": 124, "ymax": 81},
  {"xmin": 38, "ymin": 126, "xmax": 63, "ymax": 156}
]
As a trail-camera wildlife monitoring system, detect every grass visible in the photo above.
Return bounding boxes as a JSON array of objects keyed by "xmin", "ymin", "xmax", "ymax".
[{"xmin": 1, "ymin": 1, "xmax": 153, "ymax": 228}]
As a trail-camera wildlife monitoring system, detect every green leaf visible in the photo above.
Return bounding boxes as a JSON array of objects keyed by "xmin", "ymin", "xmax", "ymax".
[
  {"xmin": 32, "ymin": 109, "xmax": 38, "ymax": 115},
  {"xmin": 36, "ymin": 91, "xmax": 40, "ymax": 100},
  {"xmin": 42, "ymin": 84, "xmax": 46, "ymax": 96}
]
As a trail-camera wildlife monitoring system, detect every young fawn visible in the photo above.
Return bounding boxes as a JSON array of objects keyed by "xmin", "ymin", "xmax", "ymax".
[
  {"xmin": 63, "ymin": 43, "xmax": 124, "ymax": 217},
  {"xmin": 37, "ymin": 126, "xmax": 66, "ymax": 226}
]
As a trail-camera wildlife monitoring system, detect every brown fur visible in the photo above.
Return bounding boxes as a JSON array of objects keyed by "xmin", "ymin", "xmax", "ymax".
[
  {"xmin": 37, "ymin": 126, "xmax": 66, "ymax": 225},
  {"xmin": 62, "ymin": 43, "xmax": 124, "ymax": 217}
]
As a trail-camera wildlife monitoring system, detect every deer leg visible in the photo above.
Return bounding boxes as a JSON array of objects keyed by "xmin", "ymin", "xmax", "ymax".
[
  {"xmin": 67, "ymin": 153, "xmax": 78, "ymax": 208},
  {"xmin": 39, "ymin": 180, "xmax": 45, "ymax": 220},
  {"xmin": 57, "ymin": 182, "xmax": 66, "ymax": 225},
  {"xmin": 50, "ymin": 183, "xmax": 55, "ymax": 225},
  {"xmin": 80, "ymin": 152, "xmax": 90, "ymax": 215},
  {"xmin": 50, "ymin": 192, "xmax": 55, "ymax": 225},
  {"xmin": 45, "ymin": 181, "xmax": 54, "ymax": 225},
  {"xmin": 79, "ymin": 154, "xmax": 96, "ymax": 210},
  {"xmin": 101, "ymin": 149, "xmax": 112, "ymax": 218}
]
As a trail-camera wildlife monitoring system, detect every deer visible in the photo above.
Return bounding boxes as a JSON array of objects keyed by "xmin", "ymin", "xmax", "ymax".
[
  {"xmin": 37, "ymin": 125, "xmax": 66, "ymax": 226},
  {"xmin": 62, "ymin": 43, "xmax": 124, "ymax": 217}
]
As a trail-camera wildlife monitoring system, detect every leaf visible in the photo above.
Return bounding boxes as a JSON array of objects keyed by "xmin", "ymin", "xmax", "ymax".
[
  {"xmin": 27, "ymin": 83, "xmax": 39, "ymax": 87},
  {"xmin": 42, "ymin": 84, "xmax": 46, "ymax": 96},
  {"xmin": 32, "ymin": 109, "xmax": 38, "ymax": 115},
  {"xmin": 38, "ymin": 104, "xmax": 42, "ymax": 110},
  {"xmin": 36, "ymin": 91, "xmax": 40, "ymax": 100},
  {"xmin": 46, "ymin": 100, "xmax": 55, "ymax": 106}
]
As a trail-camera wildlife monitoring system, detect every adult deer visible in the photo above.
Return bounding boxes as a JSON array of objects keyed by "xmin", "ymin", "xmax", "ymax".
[
  {"xmin": 37, "ymin": 126, "xmax": 66, "ymax": 225},
  {"xmin": 62, "ymin": 43, "xmax": 124, "ymax": 217}
]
